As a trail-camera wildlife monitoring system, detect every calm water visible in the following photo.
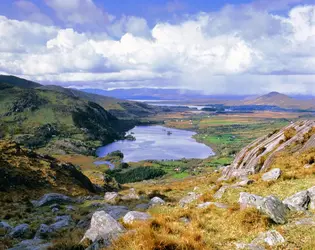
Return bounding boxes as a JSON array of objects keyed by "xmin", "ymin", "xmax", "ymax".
[{"xmin": 96, "ymin": 125, "xmax": 214, "ymax": 162}]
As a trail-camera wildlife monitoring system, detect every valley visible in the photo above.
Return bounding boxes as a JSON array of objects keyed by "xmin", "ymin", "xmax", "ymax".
[{"xmin": 0, "ymin": 76, "xmax": 315, "ymax": 250}]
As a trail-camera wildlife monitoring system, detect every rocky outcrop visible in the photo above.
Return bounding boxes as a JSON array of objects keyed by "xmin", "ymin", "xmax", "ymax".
[
  {"xmin": 222, "ymin": 120, "xmax": 315, "ymax": 179},
  {"xmin": 237, "ymin": 230, "xmax": 285, "ymax": 249},
  {"xmin": 283, "ymin": 190, "xmax": 310, "ymax": 211},
  {"xmin": 239, "ymin": 192, "xmax": 288, "ymax": 224},
  {"xmin": 31, "ymin": 193, "xmax": 73, "ymax": 207},
  {"xmin": 81, "ymin": 211, "xmax": 125, "ymax": 247},
  {"xmin": 123, "ymin": 211, "xmax": 151, "ymax": 224},
  {"xmin": 9, "ymin": 224, "xmax": 31, "ymax": 239}
]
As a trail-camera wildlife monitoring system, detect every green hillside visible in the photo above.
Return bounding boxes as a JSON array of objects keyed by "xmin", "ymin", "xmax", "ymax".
[{"xmin": 0, "ymin": 80, "xmax": 134, "ymax": 155}]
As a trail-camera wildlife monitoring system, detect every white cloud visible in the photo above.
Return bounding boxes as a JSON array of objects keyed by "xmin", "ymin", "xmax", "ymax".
[{"xmin": 1, "ymin": 3, "xmax": 315, "ymax": 95}]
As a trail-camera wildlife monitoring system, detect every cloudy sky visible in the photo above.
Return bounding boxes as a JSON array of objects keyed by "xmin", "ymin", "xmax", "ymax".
[{"xmin": 0, "ymin": 0, "xmax": 315, "ymax": 95}]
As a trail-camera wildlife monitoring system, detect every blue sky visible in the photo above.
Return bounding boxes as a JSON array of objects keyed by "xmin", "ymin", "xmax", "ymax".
[{"xmin": 0, "ymin": 0, "xmax": 315, "ymax": 95}]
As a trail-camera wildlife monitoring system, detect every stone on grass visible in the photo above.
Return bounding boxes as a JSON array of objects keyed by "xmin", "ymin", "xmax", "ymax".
[
  {"xmin": 32, "ymin": 193, "xmax": 72, "ymax": 207},
  {"xmin": 34, "ymin": 224, "xmax": 52, "ymax": 239},
  {"xmin": 283, "ymin": 190, "xmax": 310, "ymax": 211},
  {"xmin": 308, "ymin": 186, "xmax": 315, "ymax": 210},
  {"xmin": 261, "ymin": 168, "xmax": 281, "ymax": 181},
  {"xmin": 213, "ymin": 185, "xmax": 229, "ymax": 199},
  {"xmin": 8, "ymin": 239, "xmax": 52, "ymax": 250},
  {"xmin": 0, "ymin": 221, "xmax": 12, "ymax": 235},
  {"xmin": 98, "ymin": 205, "xmax": 129, "ymax": 220},
  {"xmin": 50, "ymin": 215, "xmax": 72, "ymax": 231},
  {"xmin": 121, "ymin": 188, "xmax": 139, "ymax": 201},
  {"xmin": 295, "ymin": 217, "xmax": 315, "ymax": 226},
  {"xmin": 251, "ymin": 230, "xmax": 285, "ymax": 246},
  {"xmin": 9, "ymin": 224, "xmax": 31, "ymax": 239},
  {"xmin": 123, "ymin": 211, "xmax": 151, "ymax": 224},
  {"xmin": 104, "ymin": 192, "xmax": 120, "ymax": 203},
  {"xmin": 149, "ymin": 197, "xmax": 165, "ymax": 206},
  {"xmin": 81, "ymin": 211, "xmax": 125, "ymax": 247},
  {"xmin": 179, "ymin": 192, "xmax": 201, "ymax": 207},
  {"xmin": 197, "ymin": 202, "xmax": 228, "ymax": 209},
  {"xmin": 239, "ymin": 193, "xmax": 288, "ymax": 224}
]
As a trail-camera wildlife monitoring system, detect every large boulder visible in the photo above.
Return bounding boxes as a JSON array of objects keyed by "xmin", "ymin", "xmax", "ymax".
[
  {"xmin": 98, "ymin": 205, "xmax": 129, "ymax": 220},
  {"xmin": 239, "ymin": 193, "xmax": 288, "ymax": 224},
  {"xmin": 251, "ymin": 230, "xmax": 285, "ymax": 246},
  {"xmin": 149, "ymin": 197, "xmax": 165, "ymax": 206},
  {"xmin": 31, "ymin": 193, "xmax": 73, "ymax": 207},
  {"xmin": 261, "ymin": 168, "xmax": 281, "ymax": 182},
  {"xmin": 81, "ymin": 211, "xmax": 125, "ymax": 247},
  {"xmin": 179, "ymin": 192, "xmax": 201, "ymax": 207},
  {"xmin": 123, "ymin": 211, "xmax": 151, "ymax": 224},
  {"xmin": 283, "ymin": 190, "xmax": 310, "ymax": 211},
  {"xmin": 9, "ymin": 224, "xmax": 31, "ymax": 239}
]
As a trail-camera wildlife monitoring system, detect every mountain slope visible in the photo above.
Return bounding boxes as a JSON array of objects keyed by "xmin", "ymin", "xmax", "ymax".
[
  {"xmin": 0, "ymin": 75, "xmax": 41, "ymax": 89},
  {"xmin": 0, "ymin": 78, "xmax": 133, "ymax": 155},
  {"xmin": 242, "ymin": 92, "xmax": 315, "ymax": 110}
]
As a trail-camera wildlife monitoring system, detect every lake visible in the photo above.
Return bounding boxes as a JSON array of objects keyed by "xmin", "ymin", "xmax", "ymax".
[{"xmin": 96, "ymin": 125, "xmax": 214, "ymax": 162}]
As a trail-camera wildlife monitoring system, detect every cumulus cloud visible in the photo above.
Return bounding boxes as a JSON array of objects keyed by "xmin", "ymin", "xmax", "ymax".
[{"xmin": 1, "ymin": 2, "xmax": 315, "ymax": 95}]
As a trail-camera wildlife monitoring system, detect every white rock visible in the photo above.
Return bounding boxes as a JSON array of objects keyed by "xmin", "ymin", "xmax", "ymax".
[
  {"xmin": 262, "ymin": 168, "xmax": 281, "ymax": 181},
  {"xmin": 104, "ymin": 192, "xmax": 120, "ymax": 203},
  {"xmin": 283, "ymin": 190, "xmax": 310, "ymax": 211},
  {"xmin": 123, "ymin": 211, "xmax": 151, "ymax": 224},
  {"xmin": 308, "ymin": 186, "xmax": 315, "ymax": 210},
  {"xmin": 179, "ymin": 192, "xmax": 201, "ymax": 207},
  {"xmin": 149, "ymin": 197, "xmax": 165, "ymax": 206},
  {"xmin": 252, "ymin": 230, "xmax": 285, "ymax": 246}
]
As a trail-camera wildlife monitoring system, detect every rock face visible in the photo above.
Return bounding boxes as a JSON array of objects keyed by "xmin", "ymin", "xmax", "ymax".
[
  {"xmin": 149, "ymin": 197, "xmax": 165, "ymax": 206},
  {"xmin": 81, "ymin": 211, "xmax": 125, "ymax": 247},
  {"xmin": 283, "ymin": 190, "xmax": 310, "ymax": 211},
  {"xmin": 9, "ymin": 224, "xmax": 31, "ymax": 239},
  {"xmin": 239, "ymin": 192, "xmax": 288, "ymax": 224},
  {"xmin": 222, "ymin": 120, "xmax": 315, "ymax": 179},
  {"xmin": 32, "ymin": 193, "xmax": 73, "ymax": 207},
  {"xmin": 123, "ymin": 211, "xmax": 151, "ymax": 224},
  {"xmin": 179, "ymin": 192, "xmax": 201, "ymax": 207},
  {"xmin": 261, "ymin": 168, "xmax": 281, "ymax": 181}
]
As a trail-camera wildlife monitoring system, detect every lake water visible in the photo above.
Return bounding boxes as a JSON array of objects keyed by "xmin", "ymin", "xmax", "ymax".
[{"xmin": 96, "ymin": 125, "xmax": 214, "ymax": 162}]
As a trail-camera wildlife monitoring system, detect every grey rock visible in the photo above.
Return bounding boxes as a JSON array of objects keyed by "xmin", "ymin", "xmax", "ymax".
[
  {"xmin": 9, "ymin": 224, "xmax": 31, "ymax": 239},
  {"xmin": 233, "ymin": 179, "xmax": 254, "ymax": 187},
  {"xmin": 8, "ymin": 239, "xmax": 52, "ymax": 250},
  {"xmin": 65, "ymin": 205, "xmax": 75, "ymax": 211},
  {"xmin": 81, "ymin": 211, "xmax": 125, "ymax": 247},
  {"xmin": 213, "ymin": 185, "xmax": 229, "ymax": 199},
  {"xmin": 49, "ymin": 204, "xmax": 61, "ymax": 210},
  {"xmin": 149, "ymin": 197, "xmax": 165, "ymax": 206},
  {"xmin": 283, "ymin": 190, "xmax": 310, "ymax": 211},
  {"xmin": 50, "ymin": 215, "xmax": 72, "ymax": 231},
  {"xmin": 179, "ymin": 192, "xmax": 201, "ymax": 207},
  {"xmin": 104, "ymin": 192, "xmax": 120, "ymax": 203},
  {"xmin": 51, "ymin": 208, "xmax": 59, "ymax": 213},
  {"xmin": 32, "ymin": 193, "xmax": 73, "ymax": 207},
  {"xmin": 262, "ymin": 168, "xmax": 281, "ymax": 181},
  {"xmin": 123, "ymin": 211, "xmax": 151, "ymax": 224},
  {"xmin": 295, "ymin": 217, "xmax": 315, "ymax": 226},
  {"xmin": 251, "ymin": 230, "xmax": 285, "ymax": 246},
  {"xmin": 308, "ymin": 186, "xmax": 315, "ymax": 210},
  {"xmin": 0, "ymin": 221, "xmax": 13, "ymax": 235},
  {"xmin": 34, "ymin": 224, "xmax": 52, "ymax": 239},
  {"xmin": 135, "ymin": 203, "xmax": 150, "ymax": 211},
  {"xmin": 239, "ymin": 193, "xmax": 288, "ymax": 224},
  {"xmin": 235, "ymin": 242, "xmax": 265, "ymax": 250},
  {"xmin": 98, "ymin": 205, "xmax": 129, "ymax": 220},
  {"xmin": 197, "ymin": 202, "xmax": 229, "ymax": 209}
]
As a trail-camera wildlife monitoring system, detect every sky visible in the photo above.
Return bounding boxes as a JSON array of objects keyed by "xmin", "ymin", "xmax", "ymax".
[{"xmin": 0, "ymin": 0, "xmax": 315, "ymax": 95}]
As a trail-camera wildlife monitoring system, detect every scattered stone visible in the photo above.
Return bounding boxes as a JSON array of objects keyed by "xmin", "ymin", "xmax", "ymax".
[
  {"xmin": 8, "ymin": 239, "xmax": 52, "ymax": 250},
  {"xmin": 149, "ymin": 197, "xmax": 165, "ymax": 206},
  {"xmin": 98, "ymin": 205, "xmax": 129, "ymax": 220},
  {"xmin": 50, "ymin": 215, "xmax": 72, "ymax": 231},
  {"xmin": 179, "ymin": 192, "xmax": 201, "ymax": 207},
  {"xmin": 51, "ymin": 208, "xmax": 59, "ymax": 213},
  {"xmin": 81, "ymin": 211, "xmax": 125, "ymax": 247},
  {"xmin": 197, "ymin": 202, "xmax": 229, "ymax": 209},
  {"xmin": 34, "ymin": 224, "xmax": 52, "ymax": 239},
  {"xmin": 104, "ymin": 192, "xmax": 120, "ymax": 203},
  {"xmin": 121, "ymin": 188, "xmax": 140, "ymax": 201},
  {"xmin": 308, "ymin": 186, "xmax": 315, "ymax": 210},
  {"xmin": 65, "ymin": 205, "xmax": 75, "ymax": 211},
  {"xmin": 9, "ymin": 224, "xmax": 31, "ymax": 239},
  {"xmin": 123, "ymin": 211, "xmax": 151, "ymax": 224},
  {"xmin": 233, "ymin": 179, "xmax": 254, "ymax": 187},
  {"xmin": 32, "ymin": 193, "xmax": 73, "ymax": 207},
  {"xmin": 135, "ymin": 203, "xmax": 150, "ymax": 211},
  {"xmin": 239, "ymin": 193, "xmax": 288, "ymax": 224},
  {"xmin": 262, "ymin": 168, "xmax": 281, "ymax": 182},
  {"xmin": 235, "ymin": 242, "xmax": 265, "ymax": 250},
  {"xmin": 295, "ymin": 217, "xmax": 315, "ymax": 226},
  {"xmin": 283, "ymin": 190, "xmax": 310, "ymax": 211},
  {"xmin": 213, "ymin": 185, "xmax": 229, "ymax": 199},
  {"xmin": 0, "ymin": 221, "xmax": 12, "ymax": 235},
  {"xmin": 251, "ymin": 230, "xmax": 285, "ymax": 246}
]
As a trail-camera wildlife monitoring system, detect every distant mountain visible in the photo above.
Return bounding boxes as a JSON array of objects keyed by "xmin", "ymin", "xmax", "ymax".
[{"xmin": 242, "ymin": 92, "xmax": 315, "ymax": 110}]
